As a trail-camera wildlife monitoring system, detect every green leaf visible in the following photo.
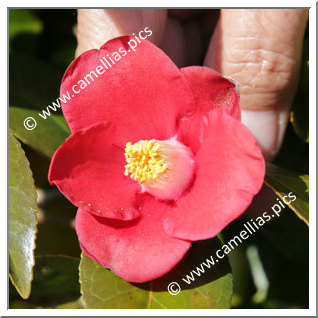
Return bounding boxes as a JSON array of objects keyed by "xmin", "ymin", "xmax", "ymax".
[
  {"xmin": 9, "ymin": 133, "xmax": 38, "ymax": 299},
  {"xmin": 80, "ymin": 238, "xmax": 233, "ymax": 309},
  {"xmin": 27, "ymin": 256, "xmax": 80, "ymax": 306},
  {"xmin": 9, "ymin": 106, "xmax": 69, "ymax": 158},
  {"xmin": 9, "ymin": 9, "xmax": 43, "ymax": 40},
  {"xmin": 265, "ymin": 163, "xmax": 309, "ymax": 225},
  {"xmin": 54, "ymin": 298, "xmax": 84, "ymax": 309},
  {"xmin": 10, "ymin": 298, "xmax": 84, "ymax": 309},
  {"xmin": 9, "ymin": 53, "xmax": 70, "ymax": 157}
]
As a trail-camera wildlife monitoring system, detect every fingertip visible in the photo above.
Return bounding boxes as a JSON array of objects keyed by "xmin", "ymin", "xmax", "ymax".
[
  {"xmin": 76, "ymin": 9, "xmax": 168, "ymax": 57},
  {"xmin": 241, "ymin": 109, "xmax": 290, "ymax": 161}
]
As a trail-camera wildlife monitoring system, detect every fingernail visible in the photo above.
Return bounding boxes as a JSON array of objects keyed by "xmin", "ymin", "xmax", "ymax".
[{"xmin": 241, "ymin": 109, "xmax": 290, "ymax": 161}]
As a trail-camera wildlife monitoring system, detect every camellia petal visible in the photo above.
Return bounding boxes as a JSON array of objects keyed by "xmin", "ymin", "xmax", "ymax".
[
  {"xmin": 164, "ymin": 109, "xmax": 265, "ymax": 241},
  {"xmin": 76, "ymin": 194, "xmax": 191, "ymax": 283},
  {"xmin": 49, "ymin": 36, "xmax": 266, "ymax": 283},
  {"xmin": 178, "ymin": 66, "xmax": 241, "ymax": 153},
  {"xmin": 48, "ymin": 122, "xmax": 141, "ymax": 220},
  {"xmin": 60, "ymin": 36, "xmax": 196, "ymax": 142}
]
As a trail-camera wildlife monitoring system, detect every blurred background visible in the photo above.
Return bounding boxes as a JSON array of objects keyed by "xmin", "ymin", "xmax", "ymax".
[{"xmin": 9, "ymin": 9, "xmax": 309, "ymax": 309}]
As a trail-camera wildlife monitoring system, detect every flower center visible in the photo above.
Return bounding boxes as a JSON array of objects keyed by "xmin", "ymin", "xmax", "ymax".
[
  {"xmin": 124, "ymin": 138, "xmax": 194, "ymax": 200},
  {"xmin": 124, "ymin": 140, "xmax": 167, "ymax": 183}
]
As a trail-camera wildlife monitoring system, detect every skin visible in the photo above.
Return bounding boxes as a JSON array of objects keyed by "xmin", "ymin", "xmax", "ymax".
[{"xmin": 76, "ymin": 9, "xmax": 308, "ymax": 161}]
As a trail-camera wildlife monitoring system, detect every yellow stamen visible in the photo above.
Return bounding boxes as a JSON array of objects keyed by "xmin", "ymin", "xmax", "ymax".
[{"xmin": 124, "ymin": 139, "xmax": 167, "ymax": 183}]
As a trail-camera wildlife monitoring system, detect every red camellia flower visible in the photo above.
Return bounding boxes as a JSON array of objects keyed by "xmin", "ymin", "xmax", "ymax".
[{"xmin": 49, "ymin": 36, "xmax": 265, "ymax": 283}]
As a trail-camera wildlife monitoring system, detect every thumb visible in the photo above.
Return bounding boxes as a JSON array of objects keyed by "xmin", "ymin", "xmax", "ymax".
[{"xmin": 204, "ymin": 9, "xmax": 308, "ymax": 160}]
